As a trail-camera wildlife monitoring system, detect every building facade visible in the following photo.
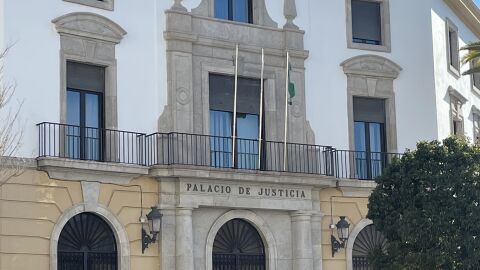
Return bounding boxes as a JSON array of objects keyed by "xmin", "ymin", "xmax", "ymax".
[{"xmin": 1, "ymin": 0, "xmax": 480, "ymax": 269}]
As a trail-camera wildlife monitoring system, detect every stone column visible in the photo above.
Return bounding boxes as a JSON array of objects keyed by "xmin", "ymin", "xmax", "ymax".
[
  {"xmin": 176, "ymin": 208, "xmax": 194, "ymax": 270},
  {"xmin": 311, "ymin": 213, "xmax": 324, "ymax": 270},
  {"xmin": 160, "ymin": 209, "xmax": 176, "ymax": 270},
  {"xmin": 291, "ymin": 211, "xmax": 313, "ymax": 270}
]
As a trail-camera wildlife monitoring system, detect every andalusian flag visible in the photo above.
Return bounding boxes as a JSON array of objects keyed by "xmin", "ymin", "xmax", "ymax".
[{"xmin": 288, "ymin": 63, "xmax": 295, "ymax": 105}]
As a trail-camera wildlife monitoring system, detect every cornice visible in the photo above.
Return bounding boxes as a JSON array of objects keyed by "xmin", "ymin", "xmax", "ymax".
[{"xmin": 444, "ymin": 0, "xmax": 480, "ymax": 38}]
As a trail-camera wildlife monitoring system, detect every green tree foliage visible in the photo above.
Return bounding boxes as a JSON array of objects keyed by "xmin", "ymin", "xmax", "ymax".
[{"xmin": 367, "ymin": 137, "xmax": 480, "ymax": 270}]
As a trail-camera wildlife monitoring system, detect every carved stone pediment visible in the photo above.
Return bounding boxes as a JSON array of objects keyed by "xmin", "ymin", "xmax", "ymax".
[
  {"xmin": 52, "ymin": 12, "xmax": 127, "ymax": 44},
  {"xmin": 341, "ymin": 55, "xmax": 402, "ymax": 79}
]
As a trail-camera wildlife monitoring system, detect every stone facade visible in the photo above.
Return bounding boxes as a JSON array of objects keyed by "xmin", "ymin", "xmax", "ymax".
[{"xmin": 2, "ymin": 0, "xmax": 480, "ymax": 270}]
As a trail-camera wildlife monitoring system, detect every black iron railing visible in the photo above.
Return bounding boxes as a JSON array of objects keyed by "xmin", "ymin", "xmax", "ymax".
[
  {"xmin": 37, "ymin": 123, "xmax": 402, "ymax": 180},
  {"xmin": 352, "ymin": 256, "xmax": 371, "ymax": 270},
  {"xmin": 37, "ymin": 122, "xmax": 146, "ymax": 165},
  {"xmin": 212, "ymin": 254, "xmax": 265, "ymax": 270},
  {"xmin": 58, "ymin": 251, "xmax": 117, "ymax": 270},
  {"xmin": 334, "ymin": 150, "xmax": 402, "ymax": 180},
  {"xmin": 145, "ymin": 132, "xmax": 334, "ymax": 176}
]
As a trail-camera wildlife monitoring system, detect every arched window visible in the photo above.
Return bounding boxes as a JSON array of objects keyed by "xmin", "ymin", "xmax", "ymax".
[
  {"xmin": 352, "ymin": 224, "xmax": 388, "ymax": 270},
  {"xmin": 58, "ymin": 213, "xmax": 117, "ymax": 270},
  {"xmin": 213, "ymin": 219, "xmax": 265, "ymax": 270}
]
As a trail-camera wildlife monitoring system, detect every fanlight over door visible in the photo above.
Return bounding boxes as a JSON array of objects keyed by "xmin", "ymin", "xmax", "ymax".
[
  {"xmin": 352, "ymin": 224, "xmax": 388, "ymax": 270},
  {"xmin": 213, "ymin": 218, "xmax": 266, "ymax": 270},
  {"xmin": 58, "ymin": 213, "xmax": 117, "ymax": 270}
]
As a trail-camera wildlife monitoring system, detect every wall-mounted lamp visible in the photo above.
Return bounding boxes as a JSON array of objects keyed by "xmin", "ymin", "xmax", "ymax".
[
  {"xmin": 331, "ymin": 216, "xmax": 350, "ymax": 257},
  {"xmin": 142, "ymin": 206, "xmax": 162, "ymax": 254}
]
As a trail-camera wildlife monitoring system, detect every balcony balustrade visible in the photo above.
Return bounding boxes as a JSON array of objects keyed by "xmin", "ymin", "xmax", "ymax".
[{"xmin": 37, "ymin": 122, "xmax": 402, "ymax": 180}]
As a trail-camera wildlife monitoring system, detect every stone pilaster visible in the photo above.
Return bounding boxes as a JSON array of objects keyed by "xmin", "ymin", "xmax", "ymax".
[
  {"xmin": 176, "ymin": 208, "xmax": 194, "ymax": 270},
  {"xmin": 311, "ymin": 213, "xmax": 324, "ymax": 270},
  {"xmin": 291, "ymin": 211, "xmax": 313, "ymax": 270}
]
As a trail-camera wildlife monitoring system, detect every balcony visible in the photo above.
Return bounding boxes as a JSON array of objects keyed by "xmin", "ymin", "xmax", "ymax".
[{"xmin": 37, "ymin": 123, "xmax": 402, "ymax": 181}]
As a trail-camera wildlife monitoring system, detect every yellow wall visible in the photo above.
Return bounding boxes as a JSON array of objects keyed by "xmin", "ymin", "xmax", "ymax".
[
  {"xmin": 0, "ymin": 169, "xmax": 160, "ymax": 270},
  {"xmin": 0, "ymin": 169, "xmax": 371, "ymax": 270},
  {"xmin": 320, "ymin": 188, "xmax": 370, "ymax": 270}
]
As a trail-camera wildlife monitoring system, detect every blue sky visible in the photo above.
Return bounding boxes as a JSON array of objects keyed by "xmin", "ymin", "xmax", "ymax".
[{"xmin": 475, "ymin": 0, "xmax": 480, "ymax": 7}]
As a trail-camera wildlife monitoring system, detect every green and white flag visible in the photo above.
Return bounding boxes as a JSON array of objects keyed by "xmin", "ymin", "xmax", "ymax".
[{"xmin": 288, "ymin": 63, "xmax": 295, "ymax": 105}]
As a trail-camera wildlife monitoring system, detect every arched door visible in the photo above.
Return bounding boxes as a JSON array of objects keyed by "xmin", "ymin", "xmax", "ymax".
[
  {"xmin": 352, "ymin": 224, "xmax": 388, "ymax": 270},
  {"xmin": 58, "ymin": 213, "xmax": 117, "ymax": 270},
  {"xmin": 212, "ymin": 219, "xmax": 265, "ymax": 270}
]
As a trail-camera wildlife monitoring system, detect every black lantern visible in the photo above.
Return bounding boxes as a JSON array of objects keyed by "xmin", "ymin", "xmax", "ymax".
[
  {"xmin": 142, "ymin": 206, "xmax": 162, "ymax": 253},
  {"xmin": 331, "ymin": 216, "xmax": 350, "ymax": 257}
]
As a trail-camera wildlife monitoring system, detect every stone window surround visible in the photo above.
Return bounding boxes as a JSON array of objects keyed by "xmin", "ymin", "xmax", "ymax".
[
  {"xmin": 345, "ymin": 0, "xmax": 392, "ymax": 53},
  {"xmin": 449, "ymin": 87, "xmax": 467, "ymax": 135},
  {"xmin": 52, "ymin": 12, "xmax": 126, "ymax": 130},
  {"xmin": 63, "ymin": 0, "xmax": 114, "ymax": 11},
  {"xmin": 472, "ymin": 105, "xmax": 480, "ymax": 143},
  {"xmin": 200, "ymin": 62, "xmax": 277, "ymax": 137},
  {"xmin": 191, "ymin": 0, "xmax": 278, "ymax": 28},
  {"xmin": 446, "ymin": 18, "xmax": 461, "ymax": 78},
  {"xmin": 205, "ymin": 210, "xmax": 278, "ymax": 270},
  {"xmin": 341, "ymin": 54, "xmax": 402, "ymax": 154},
  {"xmin": 470, "ymin": 61, "xmax": 480, "ymax": 95},
  {"xmin": 50, "ymin": 203, "xmax": 130, "ymax": 270}
]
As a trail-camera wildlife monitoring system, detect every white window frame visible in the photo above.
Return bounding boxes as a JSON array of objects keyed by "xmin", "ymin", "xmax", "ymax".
[
  {"xmin": 446, "ymin": 18, "xmax": 460, "ymax": 77},
  {"xmin": 346, "ymin": 0, "xmax": 391, "ymax": 53},
  {"xmin": 63, "ymin": 0, "xmax": 114, "ymax": 11}
]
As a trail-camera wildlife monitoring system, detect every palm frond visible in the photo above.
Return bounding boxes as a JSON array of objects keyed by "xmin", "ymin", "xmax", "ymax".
[
  {"xmin": 461, "ymin": 50, "xmax": 480, "ymax": 65},
  {"xmin": 460, "ymin": 41, "xmax": 480, "ymax": 50},
  {"xmin": 462, "ymin": 65, "xmax": 480, "ymax": 75}
]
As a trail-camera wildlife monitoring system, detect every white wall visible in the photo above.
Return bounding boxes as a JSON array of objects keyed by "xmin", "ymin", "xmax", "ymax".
[
  {"xmin": 1, "ymin": 0, "xmax": 171, "ymax": 157},
  {"xmin": 4, "ymin": 0, "xmax": 480, "ymax": 158},
  {"xmin": 297, "ymin": 0, "xmax": 439, "ymax": 152},
  {"xmin": 431, "ymin": 1, "xmax": 480, "ymax": 142}
]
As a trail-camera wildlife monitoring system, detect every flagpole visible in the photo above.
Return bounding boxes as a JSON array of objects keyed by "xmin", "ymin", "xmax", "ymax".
[
  {"xmin": 283, "ymin": 51, "xmax": 289, "ymax": 171},
  {"xmin": 257, "ymin": 48, "xmax": 265, "ymax": 169},
  {"xmin": 232, "ymin": 44, "xmax": 239, "ymax": 168}
]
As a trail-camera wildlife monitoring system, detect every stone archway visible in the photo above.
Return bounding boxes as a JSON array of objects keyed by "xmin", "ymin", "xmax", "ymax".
[
  {"xmin": 50, "ymin": 204, "xmax": 130, "ymax": 270},
  {"xmin": 205, "ymin": 210, "xmax": 277, "ymax": 270},
  {"xmin": 346, "ymin": 219, "xmax": 372, "ymax": 270}
]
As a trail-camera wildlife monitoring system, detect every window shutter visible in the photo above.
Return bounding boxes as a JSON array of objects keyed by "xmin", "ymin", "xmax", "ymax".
[
  {"xmin": 353, "ymin": 97, "xmax": 386, "ymax": 123},
  {"xmin": 67, "ymin": 61, "xmax": 105, "ymax": 93},
  {"xmin": 352, "ymin": 0, "xmax": 382, "ymax": 44}
]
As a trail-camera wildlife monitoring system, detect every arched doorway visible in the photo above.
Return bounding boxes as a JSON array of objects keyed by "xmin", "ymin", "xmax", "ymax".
[
  {"xmin": 212, "ymin": 218, "xmax": 266, "ymax": 270},
  {"xmin": 58, "ymin": 213, "xmax": 118, "ymax": 270},
  {"xmin": 352, "ymin": 224, "xmax": 388, "ymax": 270}
]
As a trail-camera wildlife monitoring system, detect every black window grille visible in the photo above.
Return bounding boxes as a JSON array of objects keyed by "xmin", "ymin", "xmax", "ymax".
[{"xmin": 58, "ymin": 213, "xmax": 118, "ymax": 270}]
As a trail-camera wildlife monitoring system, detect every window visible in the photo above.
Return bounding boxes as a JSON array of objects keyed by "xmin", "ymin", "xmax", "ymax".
[
  {"xmin": 347, "ymin": 0, "xmax": 391, "ymax": 52},
  {"xmin": 66, "ymin": 61, "xmax": 105, "ymax": 161},
  {"xmin": 58, "ymin": 213, "xmax": 117, "ymax": 270},
  {"xmin": 213, "ymin": 219, "xmax": 265, "ymax": 270},
  {"xmin": 214, "ymin": 0, "xmax": 253, "ymax": 24},
  {"xmin": 446, "ymin": 18, "xmax": 460, "ymax": 76},
  {"xmin": 474, "ymin": 111, "xmax": 480, "ymax": 144},
  {"xmin": 471, "ymin": 61, "xmax": 480, "ymax": 92},
  {"xmin": 449, "ymin": 94, "xmax": 465, "ymax": 136},
  {"xmin": 352, "ymin": 225, "xmax": 387, "ymax": 270},
  {"xmin": 209, "ymin": 74, "xmax": 261, "ymax": 169},
  {"xmin": 352, "ymin": 0, "xmax": 381, "ymax": 45},
  {"xmin": 353, "ymin": 97, "xmax": 387, "ymax": 179},
  {"xmin": 63, "ymin": 0, "xmax": 114, "ymax": 11}
]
